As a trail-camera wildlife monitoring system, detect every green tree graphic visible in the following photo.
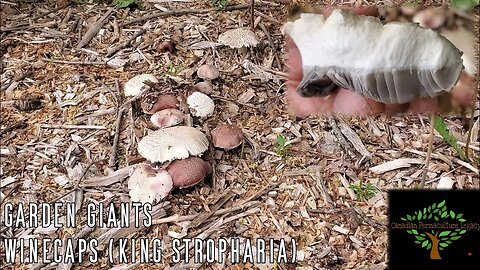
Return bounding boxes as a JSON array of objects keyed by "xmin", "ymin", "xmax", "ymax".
[{"xmin": 400, "ymin": 200, "xmax": 467, "ymax": 260}]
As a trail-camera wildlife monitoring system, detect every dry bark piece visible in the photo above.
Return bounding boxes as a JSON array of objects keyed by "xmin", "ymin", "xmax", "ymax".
[
  {"xmin": 197, "ymin": 64, "xmax": 220, "ymax": 80},
  {"xmin": 211, "ymin": 124, "xmax": 244, "ymax": 150},
  {"xmin": 167, "ymin": 157, "xmax": 212, "ymax": 188},
  {"xmin": 218, "ymin": 28, "xmax": 260, "ymax": 48},
  {"xmin": 128, "ymin": 163, "xmax": 173, "ymax": 204},
  {"xmin": 285, "ymin": 9, "xmax": 463, "ymax": 104},
  {"xmin": 137, "ymin": 126, "xmax": 209, "ymax": 163},
  {"xmin": 194, "ymin": 81, "xmax": 213, "ymax": 95},
  {"xmin": 150, "ymin": 109, "xmax": 183, "ymax": 128},
  {"xmin": 124, "ymin": 74, "xmax": 159, "ymax": 97},
  {"xmin": 142, "ymin": 94, "xmax": 179, "ymax": 114},
  {"xmin": 186, "ymin": 92, "xmax": 215, "ymax": 118}
]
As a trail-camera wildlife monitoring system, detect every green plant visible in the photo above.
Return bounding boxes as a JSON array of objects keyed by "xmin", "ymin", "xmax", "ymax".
[
  {"xmin": 451, "ymin": 0, "xmax": 479, "ymax": 10},
  {"xmin": 433, "ymin": 116, "xmax": 467, "ymax": 160},
  {"xmin": 212, "ymin": 0, "xmax": 229, "ymax": 11},
  {"xmin": 275, "ymin": 134, "xmax": 291, "ymax": 159},
  {"xmin": 112, "ymin": 0, "xmax": 138, "ymax": 8},
  {"xmin": 349, "ymin": 181, "xmax": 377, "ymax": 200},
  {"xmin": 166, "ymin": 63, "xmax": 181, "ymax": 76}
]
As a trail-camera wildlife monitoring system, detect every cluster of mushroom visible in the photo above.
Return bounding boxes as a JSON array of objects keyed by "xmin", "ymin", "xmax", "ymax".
[{"xmin": 124, "ymin": 69, "xmax": 244, "ymax": 204}]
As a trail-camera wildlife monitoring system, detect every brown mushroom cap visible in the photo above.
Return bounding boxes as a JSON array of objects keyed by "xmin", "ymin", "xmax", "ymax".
[
  {"xmin": 194, "ymin": 81, "xmax": 213, "ymax": 95},
  {"xmin": 145, "ymin": 94, "xmax": 179, "ymax": 114},
  {"xmin": 157, "ymin": 40, "xmax": 174, "ymax": 53},
  {"xmin": 211, "ymin": 124, "xmax": 244, "ymax": 150},
  {"xmin": 197, "ymin": 64, "xmax": 220, "ymax": 80},
  {"xmin": 167, "ymin": 157, "xmax": 212, "ymax": 188}
]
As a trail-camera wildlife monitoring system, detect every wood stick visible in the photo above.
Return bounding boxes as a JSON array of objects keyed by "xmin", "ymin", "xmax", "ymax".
[
  {"xmin": 109, "ymin": 80, "xmax": 125, "ymax": 170},
  {"xmin": 421, "ymin": 114, "xmax": 439, "ymax": 188},
  {"xmin": 77, "ymin": 8, "xmax": 115, "ymax": 48},
  {"xmin": 40, "ymin": 124, "xmax": 106, "ymax": 130},
  {"xmin": 106, "ymin": 29, "xmax": 144, "ymax": 57}
]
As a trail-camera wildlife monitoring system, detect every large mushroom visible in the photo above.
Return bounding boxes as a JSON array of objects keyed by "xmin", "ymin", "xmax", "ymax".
[
  {"xmin": 137, "ymin": 126, "xmax": 209, "ymax": 163},
  {"xmin": 211, "ymin": 124, "xmax": 244, "ymax": 150},
  {"xmin": 167, "ymin": 157, "xmax": 212, "ymax": 188}
]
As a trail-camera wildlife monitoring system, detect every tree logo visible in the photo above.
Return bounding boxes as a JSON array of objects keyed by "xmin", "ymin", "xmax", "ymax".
[{"xmin": 399, "ymin": 199, "xmax": 467, "ymax": 260}]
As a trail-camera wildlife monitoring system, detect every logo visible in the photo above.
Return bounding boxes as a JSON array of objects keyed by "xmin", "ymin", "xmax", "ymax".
[{"xmin": 389, "ymin": 190, "xmax": 480, "ymax": 270}]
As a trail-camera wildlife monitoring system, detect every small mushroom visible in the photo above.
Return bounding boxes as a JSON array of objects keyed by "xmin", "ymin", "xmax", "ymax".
[
  {"xmin": 218, "ymin": 28, "xmax": 259, "ymax": 49},
  {"xmin": 197, "ymin": 64, "xmax": 219, "ymax": 80},
  {"xmin": 186, "ymin": 91, "xmax": 215, "ymax": 118},
  {"xmin": 167, "ymin": 157, "xmax": 212, "ymax": 188},
  {"xmin": 128, "ymin": 163, "xmax": 173, "ymax": 204},
  {"xmin": 124, "ymin": 74, "xmax": 159, "ymax": 97},
  {"xmin": 157, "ymin": 40, "xmax": 174, "ymax": 53},
  {"xmin": 137, "ymin": 126, "xmax": 209, "ymax": 163},
  {"xmin": 150, "ymin": 108, "xmax": 184, "ymax": 128},
  {"xmin": 194, "ymin": 81, "xmax": 213, "ymax": 95},
  {"xmin": 211, "ymin": 124, "xmax": 244, "ymax": 150},
  {"xmin": 142, "ymin": 94, "xmax": 179, "ymax": 114}
]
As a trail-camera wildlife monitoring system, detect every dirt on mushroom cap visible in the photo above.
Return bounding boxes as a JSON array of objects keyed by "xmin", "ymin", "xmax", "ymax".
[
  {"xmin": 167, "ymin": 157, "xmax": 212, "ymax": 188},
  {"xmin": 211, "ymin": 124, "xmax": 244, "ymax": 150}
]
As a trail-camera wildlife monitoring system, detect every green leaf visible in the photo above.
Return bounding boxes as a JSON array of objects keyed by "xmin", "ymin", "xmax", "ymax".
[
  {"xmin": 433, "ymin": 116, "xmax": 467, "ymax": 160},
  {"xmin": 434, "ymin": 216, "xmax": 439, "ymax": 221},
  {"xmin": 276, "ymin": 134, "xmax": 286, "ymax": 147},
  {"xmin": 459, "ymin": 218, "xmax": 466, "ymax": 222},
  {"xmin": 418, "ymin": 211, "xmax": 422, "ymax": 220},
  {"xmin": 401, "ymin": 217, "xmax": 406, "ymax": 221},
  {"xmin": 441, "ymin": 212, "xmax": 448, "ymax": 218},
  {"xmin": 450, "ymin": 211, "xmax": 455, "ymax": 219},
  {"xmin": 423, "ymin": 207, "xmax": 427, "ymax": 214},
  {"xmin": 411, "ymin": 230, "xmax": 418, "ymax": 235},
  {"xmin": 440, "ymin": 247, "xmax": 444, "ymax": 250},
  {"xmin": 415, "ymin": 240, "xmax": 421, "ymax": 244},
  {"xmin": 437, "ymin": 200, "xmax": 446, "ymax": 208},
  {"xmin": 451, "ymin": 232, "xmax": 458, "ymax": 236},
  {"xmin": 422, "ymin": 240, "xmax": 429, "ymax": 248},
  {"xmin": 415, "ymin": 235, "xmax": 425, "ymax": 241},
  {"xmin": 446, "ymin": 240, "xmax": 452, "ymax": 244},
  {"xmin": 451, "ymin": 236, "xmax": 462, "ymax": 240},
  {"xmin": 442, "ymin": 205, "xmax": 447, "ymax": 212},
  {"xmin": 428, "ymin": 213, "xmax": 432, "ymax": 219},
  {"xmin": 112, "ymin": 0, "xmax": 138, "ymax": 8},
  {"xmin": 456, "ymin": 213, "xmax": 463, "ymax": 219},
  {"xmin": 440, "ymin": 242, "xmax": 449, "ymax": 247},
  {"xmin": 432, "ymin": 203, "xmax": 437, "ymax": 209},
  {"xmin": 459, "ymin": 230, "xmax": 466, "ymax": 234},
  {"xmin": 433, "ymin": 208, "xmax": 439, "ymax": 213},
  {"xmin": 427, "ymin": 242, "xmax": 432, "ymax": 250},
  {"xmin": 439, "ymin": 231, "xmax": 451, "ymax": 237},
  {"xmin": 407, "ymin": 230, "xmax": 413, "ymax": 234}
]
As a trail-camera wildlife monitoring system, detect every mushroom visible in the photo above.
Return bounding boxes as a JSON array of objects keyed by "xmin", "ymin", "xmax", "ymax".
[
  {"xmin": 186, "ymin": 91, "xmax": 215, "ymax": 118},
  {"xmin": 440, "ymin": 28, "xmax": 476, "ymax": 77},
  {"xmin": 197, "ymin": 64, "xmax": 220, "ymax": 80},
  {"xmin": 194, "ymin": 81, "xmax": 214, "ymax": 95},
  {"xmin": 124, "ymin": 74, "xmax": 159, "ymax": 97},
  {"xmin": 211, "ymin": 124, "xmax": 244, "ymax": 150},
  {"xmin": 150, "ymin": 108, "xmax": 184, "ymax": 128},
  {"xmin": 137, "ymin": 126, "xmax": 209, "ymax": 163},
  {"xmin": 218, "ymin": 28, "xmax": 260, "ymax": 49},
  {"xmin": 141, "ymin": 93, "xmax": 179, "ymax": 114},
  {"xmin": 157, "ymin": 40, "xmax": 174, "ymax": 53},
  {"xmin": 284, "ymin": 9, "xmax": 463, "ymax": 104},
  {"xmin": 167, "ymin": 157, "xmax": 212, "ymax": 188},
  {"xmin": 128, "ymin": 163, "xmax": 173, "ymax": 204}
]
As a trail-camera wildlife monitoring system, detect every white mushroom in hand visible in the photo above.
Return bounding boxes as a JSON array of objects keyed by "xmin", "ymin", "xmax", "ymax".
[
  {"xmin": 128, "ymin": 163, "xmax": 173, "ymax": 204},
  {"xmin": 138, "ymin": 126, "xmax": 209, "ymax": 163},
  {"xmin": 167, "ymin": 157, "xmax": 212, "ymax": 188},
  {"xmin": 211, "ymin": 124, "xmax": 244, "ymax": 150}
]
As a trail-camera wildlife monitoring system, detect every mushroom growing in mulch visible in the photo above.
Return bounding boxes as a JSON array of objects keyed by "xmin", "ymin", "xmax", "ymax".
[
  {"xmin": 211, "ymin": 124, "xmax": 244, "ymax": 150},
  {"xmin": 150, "ymin": 108, "xmax": 184, "ymax": 128},
  {"xmin": 142, "ymin": 93, "xmax": 179, "ymax": 114},
  {"xmin": 124, "ymin": 74, "xmax": 159, "ymax": 116},
  {"xmin": 194, "ymin": 81, "xmax": 213, "ymax": 95},
  {"xmin": 128, "ymin": 163, "xmax": 173, "ymax": 204},
  {"xmin": 137, "ymin": 126, "xmax": 209, "ymax": 163},
  {"xmin": 167, "ymin": 157, "xmax": 212, "ymax": 188},
  {"xmin": 218, "ymin": 28, "xmax": 260, "ymax": 51},
  {"xmin": 197, "ymin": 64, "xmax": 219, "ymax": 80},
  {"xmin": 186, "ymin": 91, "xmax": 215, "ymax": 118}
]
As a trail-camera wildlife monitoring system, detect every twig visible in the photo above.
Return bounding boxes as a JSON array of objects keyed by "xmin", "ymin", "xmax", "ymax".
[
  {"xmin": 420, "ymin": 113, "xmax": 435, "ymax": 188},
  {"xmin": 210, "ymin": 94, "xmax": 258, "ymax": 109},
  {"xmin": 465, "ymin": 108, "xmax": 476, "ymax": 160},
  {"xmin": 250, "ymin": 0, "xmax": 255, "ymax": 31},
  {"xmin": 258, "ymin": 22, "xmax": 282, "ymax": 70},
  {"xmin": 328, "ymin": 116, "xmax": 356, "ymax": 159},
  {"xmin": 42, "ymin": 58, "xmax": 106, "ymax": 65},
  {"xmin": 106, "ymin": 29, "xmax": 144, "ymax": 57},
  {"xmin": 109, "ymin": 80, "xmax": 125, "ymax": 170},
  {"xmin": 405, "ymin": 148, "xmax": 479, "ymax": 174},
  {"xmin": 52, "ymin": 158, "xmax": 107, "ymax": 202},
  {"xmin": 32, "ymin": 3, "xmax": 70, "ymax": 21},
  {"xmin": 0, "ymin": 119, "xmax": 27, "ymax": 137},
  {"xmin": 77, "ymin": 8, "xmax": 115, "ymax": 48},
  {"xmin": 40, "ymin": 124, "xmax": 106, "ymax": 130}
]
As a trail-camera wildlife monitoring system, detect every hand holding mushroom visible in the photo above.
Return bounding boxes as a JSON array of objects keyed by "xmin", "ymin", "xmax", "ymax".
[{"xmin": 284, "ymin": 5, "xmax": 476, "ymax": 117}]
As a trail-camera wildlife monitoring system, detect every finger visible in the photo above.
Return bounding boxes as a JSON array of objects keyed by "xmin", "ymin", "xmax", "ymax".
[
  {"xmin": 450, "ymin": 72, "xmax": 476, "ymax": 108},
  {"xmin": 332, "ymin": 88, "xmax": 385, "ymax": 115},
  {"xmin": 407, "ymin": 97, "xmax": 439, "ymax": 113}
]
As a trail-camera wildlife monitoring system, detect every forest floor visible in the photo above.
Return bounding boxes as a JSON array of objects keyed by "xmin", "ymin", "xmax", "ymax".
[{"xmin": 0, "ymin": 0, "xmax": 478, "ymax": 269}]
